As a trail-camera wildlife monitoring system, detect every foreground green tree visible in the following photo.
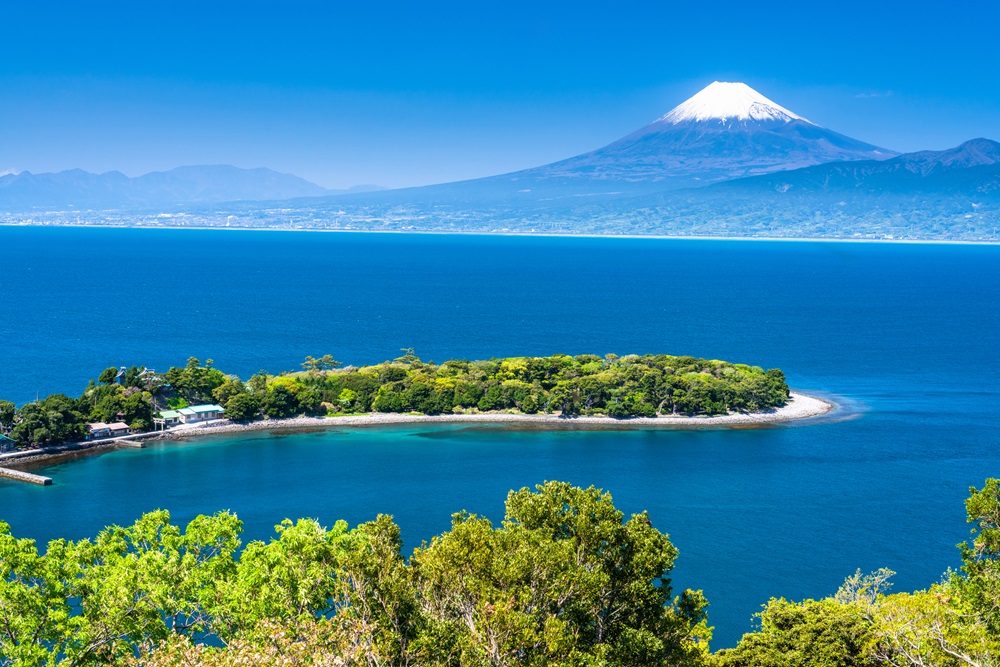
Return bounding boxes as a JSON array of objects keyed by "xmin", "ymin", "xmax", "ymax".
[
  {"xmin": 0, "ymin": 483, "xmax": 710, "ymax": 666},
  {"xmin": 711, "ymin": 597, "xmax": 874, "ymax": 667},
  {"xmin": 0, "ymin": 400, "xmax": 15, "ymax": 432},
  {"xmin": 0, "ymin": 511, "xmax": 243, "ymax": 666},
  {"xmin": 411, "ymin": 482, "xmax": 711, "ymax": 667},
  {"xmin": 715, "ymin": 480, "xmax": 1000, "ymax": 667}
]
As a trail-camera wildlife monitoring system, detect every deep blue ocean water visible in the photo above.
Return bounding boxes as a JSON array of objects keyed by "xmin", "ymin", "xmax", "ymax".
[{"xmin": 1, "ymin": 226, "xmax": 998, "ymax": 647}]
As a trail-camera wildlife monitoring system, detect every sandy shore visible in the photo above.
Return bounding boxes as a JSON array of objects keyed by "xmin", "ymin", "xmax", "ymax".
[
  {"xmin": 161, "ymin": 392, "xmax": 835, "ymax": 440},
  {"xmin": 0, "ymin": 393, "xmax": 834, "ymax": 474}
]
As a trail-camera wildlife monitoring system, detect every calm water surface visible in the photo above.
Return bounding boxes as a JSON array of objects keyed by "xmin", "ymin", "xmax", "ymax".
[{"xmin": 1, "ymin": 227, "xmax": 998, "ymax": 647}]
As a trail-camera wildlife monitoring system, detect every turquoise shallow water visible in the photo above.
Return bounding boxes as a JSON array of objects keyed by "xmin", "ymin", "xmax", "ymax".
[{"xmin": 1, "ymin": 227, "xmax": 999, "ymax": 646}]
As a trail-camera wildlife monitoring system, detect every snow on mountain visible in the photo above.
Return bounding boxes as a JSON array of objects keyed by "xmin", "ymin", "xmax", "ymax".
[
  {"xmin": 659, "ymin": 81, "xmax": 808, "ymax": 125},
  {"xmin": 326, "ymin": 81, "xmax": 900, "ymax": 209},
  {"xmin": 501, "ymin": 81, "xmax": 896, "ymax": 192}
]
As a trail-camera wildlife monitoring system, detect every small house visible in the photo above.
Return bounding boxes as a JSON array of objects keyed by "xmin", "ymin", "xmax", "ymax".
[
  {"xmin": 157, "ymin": 410, "xmax": 182, "ymax": 428},
  {"xmin": 87, "ymin": 421, "xmax": 131, "ymax": 439},
  {"xmin": 107, "ymin": 422, "xmax": 130, "ymax": 436},
  {"xmin": 176, "ymin": 404, "xmax": 225, "ymax": 423},
  {"xmin": 87, "ymin": 422, "xmax": 111, "ymax": 439}
]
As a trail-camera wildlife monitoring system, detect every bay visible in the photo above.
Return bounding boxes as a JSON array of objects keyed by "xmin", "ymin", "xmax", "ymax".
[{"xmin": 1, "ymin": 226, "xmax": 998, "ymax": 647}]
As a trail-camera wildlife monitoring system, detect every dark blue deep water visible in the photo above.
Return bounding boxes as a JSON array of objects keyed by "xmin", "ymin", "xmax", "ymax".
[{"xmin": 1, "ymin": 226, "xmax": 998, "ymax": 647}]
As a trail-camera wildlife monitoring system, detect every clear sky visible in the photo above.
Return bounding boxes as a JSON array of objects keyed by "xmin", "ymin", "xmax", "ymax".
[{"xmin": 2, "ymin": 1, "xmax": 998, "ymax": 188}]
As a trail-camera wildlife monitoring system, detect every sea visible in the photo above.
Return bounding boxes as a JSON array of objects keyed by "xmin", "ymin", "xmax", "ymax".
[{"xmin": 1, "ymin": 226, "xmax": 998, "ymax": 648}]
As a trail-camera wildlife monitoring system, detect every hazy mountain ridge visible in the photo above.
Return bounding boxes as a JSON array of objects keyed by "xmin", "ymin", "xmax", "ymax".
[
  {"xmin": 0, "ymin": 165, "xmax": 346, "ymax": 210},
  {"xmin": 323, "ymin": 81, "xmax": 897, "ymax": 205},
  {"xmin": 3, "ymin": 83, "xmax": 998, "ymax": 241},
  {"xmin": 0, "ymin": 82, "xmax": 900, "ymax": 211},
  {"xmin": 216, "ymin": 139, "xmax": 998, "ymax": 240},
  {"xmin": 714, "ymin": 138, "xmax": 1000, "ymax": 195}
]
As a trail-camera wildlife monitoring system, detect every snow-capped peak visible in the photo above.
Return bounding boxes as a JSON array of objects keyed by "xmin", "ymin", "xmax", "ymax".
[{"xmin": 659, "ymin": 82, "xmax": 812, "ymax": 125}]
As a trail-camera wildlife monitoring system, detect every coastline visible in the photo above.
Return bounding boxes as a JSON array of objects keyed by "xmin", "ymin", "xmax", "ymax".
[
  {"xmin": 2, "ymin": 222, "xmax": 998, "ymax": 245},
  {"xmin": 162, "ymin": 391, "xmax": 835, "ymax": 439},
  {"xmin": 0, "ymin": 393, "xmax": 834, "ymax": 475}
]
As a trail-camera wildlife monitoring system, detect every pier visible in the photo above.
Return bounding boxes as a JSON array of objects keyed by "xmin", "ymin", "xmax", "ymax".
[
  {"xmin": 0, "ymin": 467, "xmax": 52, "ymax": 485},
  {"xmin": 0, "ymin": 431, "xmax": 161, "ymax": 485},
  {"xmin": 116, "ymin": 440, "xmax": 146, "ymax": 448}
]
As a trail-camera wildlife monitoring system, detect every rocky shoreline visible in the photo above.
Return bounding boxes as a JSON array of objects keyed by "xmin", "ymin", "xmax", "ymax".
[
  {"xmin": 0, "ymin": 392, "xmax": 834, "ymax": 474},
  {"xmin": 161, "ymin": 391, "xmax": 834, "ymax": 439}
]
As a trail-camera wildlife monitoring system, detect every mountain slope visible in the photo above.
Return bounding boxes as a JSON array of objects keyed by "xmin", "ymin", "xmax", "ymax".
[
  {"xmin": 269, "ymin": 138, "xmax": 998, "ymax": 241},
  {"xmin": 515, "ymin": 82, "xmax": 895, "ymax": 189},
  {"xmin": 0, "ymin": 165, "xmax": 331, "ymax": 210},
  {"xmin": 713, "ymin": 138, "xmax": 1000, "ymax": 195},
  {"xmin": 327, "ymin": 81, "xmax": 898, "ymax": 207}
]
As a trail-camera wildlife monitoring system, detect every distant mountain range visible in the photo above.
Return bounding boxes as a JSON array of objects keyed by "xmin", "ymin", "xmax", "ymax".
[
  {"xmin": 549, "ymin": 138, "xmax": 1000, "ymax": 239},
  {"xmin": 504, "ymin": 81, "xmax": 895, "ymax": 191},
  {"xmin": 275, "ymin": 137, "xmax": 996, "ymax": 240},
  {"xmin": 3, "ymin": 82, "xmax": 998, "ymax": 240},
  {"xmin": 319, "ymin": 81, "xmax": 898, "ymax": 206},
  {"xmin": 0, "ymin": 165, "xmax": 382, "ymax": 211},
  {"xmin": 714, "ymin": 137, "xmax": 1000, "ymax": 196}
]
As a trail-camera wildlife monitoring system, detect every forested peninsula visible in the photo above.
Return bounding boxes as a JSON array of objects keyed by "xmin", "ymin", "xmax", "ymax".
[
  {"xmin": 0, "ymin": 352, "xmax": 791, "ymax": 449},
  {"xmin": 1, "ymin": 479, "xmax": 998, "ymax": 666}
]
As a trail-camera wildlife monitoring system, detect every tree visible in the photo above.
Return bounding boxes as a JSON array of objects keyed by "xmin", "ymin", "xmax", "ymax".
[
  {"xmin": 0, "ymin": 521, "xmax": 72, "ymax": 665},
  {"xmin": 217, "ymin": 518, "xmax": 351, "ymax": 635},
  {"xmin": 0, "ymin": 400, "xmax": 14, "ymax": 433},
  {"xmin": 11, "ymin": 394, "xmax": 86, "ymax": 447},
  {"xmin": 212, "ymin": 379, "xmax": 247, "ymax": 406},
  {"xmin": 247, "ymin": 371, "xmax": 269, "ymax": 395},
  {"xmin": 958, "ymin": 478, "xmax": 1000, "ymax": 633},
  {"xmin": 411, "ymin": 482, "xmax": 710, "ymax": 667},
  {"xmin": 0, "ymin": 511, "xmax": 243, "ymax": 666},
  {"xmin": 713, "ymin": 597, "xmax": 873, "ymax": 667},
  {"xmin": 122, "ymin": 391, "xmax": 154, "ymax": 430},
  {"xmin": 165, "ymin": 358, "xmax": 227, "ymax": 403},
  {"xmin": 261, "ymin": 385, "xmax": 298, "ymax": 419},
  {"xmin": 394, "ymin": 348, "xmax": 420, "ymax": 365},
  {"xmin": 301, "ymin": 354, "xmax": 342, "ymax": 372},
  {"xmin": 98, "ymin": 366, "xmax": 119, "ymax": 385},
  {"xmin": 224, "ymin": 393, "xmax": 260, "ymax": 422}
]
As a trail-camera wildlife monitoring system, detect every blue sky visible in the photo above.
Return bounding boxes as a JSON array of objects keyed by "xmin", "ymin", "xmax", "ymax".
[{"xmin": 2, "ymin": 1, "xmax": 998, "ymax": 188}]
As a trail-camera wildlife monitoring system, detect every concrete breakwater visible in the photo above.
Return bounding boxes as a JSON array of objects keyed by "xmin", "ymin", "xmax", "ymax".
[
  {"xmin": 0, "ymin": 466, "xmax": 52, "ymax": 485},
  {"xmin": 0, "ymin": 432, "xmax": 161, "ymax": 484}
]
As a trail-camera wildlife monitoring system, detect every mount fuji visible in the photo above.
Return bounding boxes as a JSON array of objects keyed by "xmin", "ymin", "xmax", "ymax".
[
  {"xmin": 505, "ymin": 81, "xmax": 896, "ymax": 192},
  {"xmin": 331, "ymin": 81, "xmax": 897, "ymax": 206}
]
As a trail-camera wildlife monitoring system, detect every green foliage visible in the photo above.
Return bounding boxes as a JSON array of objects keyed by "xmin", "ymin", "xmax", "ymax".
[
  {"xmin": 0, "ymin": 400, "xmax": 15, "ymax": 433},
  {"xmin": 713, "ymin": 598, "xmax": 874, "ymax": 667},
  {"xmin": 211, "ymin": 379, "xmax": 246, "ymax": 406},
  {"xmin": 98, "ymin": 367, "xmax": 119, "ymax": 386},
  {"xmin": 715, "ymin": 480, "xmax": 1000, "ymax": 667},
  {"xmin": 407, "ymin": 482, "xmax": 710, "ymax": 667},
  {"xmin": 4, "ymin": 481, "xmax": 1000, "ymax": 666},
  {"xmin": 223, "ymin": 393, "xmax": 260, "ymax": 422},
  {"xmin": 0, "ymin": 483, "xmax": 710, "ymax": 667},
  {"xmin": 10, "ymin": 394, "xmax": 86, "ymax": 447},
  {"xmin": 164, "ymin": 358, "xmax": 227, "ymax": 404},
  {"xmin": 0, "ymin": 353, "xmax": 789, "ymax": 451},
  {"xmin": 315, "ymin": 353, "xmax": 787, "ymax": 419},
  {"xmin": 300, "ymin": 354, "xmax": 342, "ymax": 372},
  {"xmin": 958, "ymin": 478, "xmax": 1000, "ymax": 634},
  {"xmin": 260, "ymin": 385, "xmax": 299, "ymax": 419},
  {"xmin": 0, "ymin": 510, "xmax": 242, "ymax": 666}
]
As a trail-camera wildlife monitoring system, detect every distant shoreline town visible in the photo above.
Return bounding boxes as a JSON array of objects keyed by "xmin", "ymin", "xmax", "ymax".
[{"xmin": 1, "ymin": 83, "xmax": 997, "ymax": 242}]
